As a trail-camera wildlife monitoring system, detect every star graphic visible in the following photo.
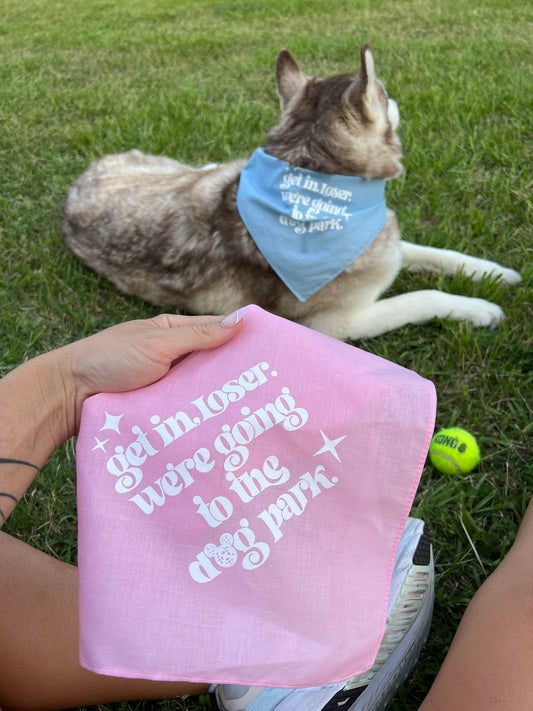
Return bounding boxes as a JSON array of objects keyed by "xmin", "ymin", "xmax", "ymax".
[
  {"xmin": 100, "ymin": 411, "xmax": 124, "ymax": 434},
  {"xmin": 92, "ymin": 437, "xmax": 109, "ymax": 453},
  {"xmin": 313, "ymin": 430, "xmax": 347, "ymax": 463}
]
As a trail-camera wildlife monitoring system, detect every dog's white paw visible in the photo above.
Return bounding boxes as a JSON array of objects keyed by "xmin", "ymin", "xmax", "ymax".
[
  {"xmin": 461, "ymin": 264, "xmax": 521, "ymax": 285},
  {"xmin": 464, "ymin": 298, "xmax": 505, "ymax": 328},
  {"xmin": 498, "ymin": 267, "xmax": 521, "ymax": 285}
]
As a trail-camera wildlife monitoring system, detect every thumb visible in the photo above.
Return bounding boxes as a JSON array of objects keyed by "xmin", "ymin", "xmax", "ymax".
[{"xmin": 161, "ymin": 307, "xmax": 248, "ymax": 357}]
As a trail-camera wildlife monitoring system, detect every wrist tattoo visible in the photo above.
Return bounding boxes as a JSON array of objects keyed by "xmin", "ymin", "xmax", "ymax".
[
  {"xmin": 0, "ymin": 457, "xmax": 40, "ymax": 472},
  {"xmin": 0, "ymin": 492, "xmax": 19, "ymax": 522}
]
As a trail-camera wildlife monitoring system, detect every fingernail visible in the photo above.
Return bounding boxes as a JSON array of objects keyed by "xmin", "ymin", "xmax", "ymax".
[{"xmin": 221, "ymin": 306, "xmax": 248, "ymax": 328}]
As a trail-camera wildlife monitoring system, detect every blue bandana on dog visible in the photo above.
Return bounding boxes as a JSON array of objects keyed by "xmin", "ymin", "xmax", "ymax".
[{"xmin": 236, "ymin": 148, "xmax": 387, "ymax": 302}]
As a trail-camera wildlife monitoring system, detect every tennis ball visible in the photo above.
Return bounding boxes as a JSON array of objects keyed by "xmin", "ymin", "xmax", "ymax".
[{"xmin": 429, "ymin": 427, "xmax": 480, "ymax": 475}]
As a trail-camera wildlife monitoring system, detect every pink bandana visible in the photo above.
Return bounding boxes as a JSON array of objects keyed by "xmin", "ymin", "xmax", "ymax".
[{"xmin": 76, "ymin": 305, "xmax": 436, "ymax": 686}]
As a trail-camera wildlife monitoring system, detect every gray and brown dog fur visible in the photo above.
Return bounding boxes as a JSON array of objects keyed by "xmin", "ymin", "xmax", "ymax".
[{"xmin": 63, "ymin": 45, "xmax": 520, "ymax": 340}]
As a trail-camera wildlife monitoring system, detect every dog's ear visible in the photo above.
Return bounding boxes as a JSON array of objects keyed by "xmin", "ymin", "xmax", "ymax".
[
  {"xmin": 345, "ymin": 44, "xmax": 386, "ymax": 127},
  {"xmin": 275, "ymin": 49, "xmax": 308, "ymax": 111}
]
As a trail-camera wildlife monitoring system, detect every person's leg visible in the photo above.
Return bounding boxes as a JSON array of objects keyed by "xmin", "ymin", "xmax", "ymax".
[
  {"xmin": 0, "ymin": 531, "xmax": 209, "ymax": 711},
  {"xmin": 419, "ymin": 498, "xmax": 533, "ymax": 711}
]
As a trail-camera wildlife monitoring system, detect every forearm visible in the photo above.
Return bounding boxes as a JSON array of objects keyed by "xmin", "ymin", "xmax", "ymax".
[{"xmin": 0, "ymin": 348, "xmax": 76, "ymax": 525}]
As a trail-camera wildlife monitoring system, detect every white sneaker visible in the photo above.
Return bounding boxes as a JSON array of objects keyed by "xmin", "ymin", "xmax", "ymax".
[{"xmin": 215, "ymin": 517, "xmax": 434, "ymax": 711}]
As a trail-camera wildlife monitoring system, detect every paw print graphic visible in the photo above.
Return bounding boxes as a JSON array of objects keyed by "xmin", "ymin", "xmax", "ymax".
[{"xmin": 204, "ymin": 533, "xmax": 238, "ymax": 568}]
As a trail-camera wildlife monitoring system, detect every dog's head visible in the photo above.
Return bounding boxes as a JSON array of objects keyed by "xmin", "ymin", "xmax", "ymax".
[{"xmin": 265, "ymin": 44, "xmax": 402, "ymax": 180}]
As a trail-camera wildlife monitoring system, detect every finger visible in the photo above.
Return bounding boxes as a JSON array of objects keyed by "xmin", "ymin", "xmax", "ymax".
[
  {"xmin": 152, "ymin": 314, "xmax": 224, "ymax": 329},
  {"xmin": 152, "ymin": 308, "xmax": 247, "ymax": 331},
  {"xmin": 161, "ymin": 307, "xmax": 247, "ymax": 357}
]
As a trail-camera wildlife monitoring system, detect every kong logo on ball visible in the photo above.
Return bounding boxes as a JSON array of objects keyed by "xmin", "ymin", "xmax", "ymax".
[{"xmin": 429, "ymin": 427, "xmax": 480, "ymax": 475}]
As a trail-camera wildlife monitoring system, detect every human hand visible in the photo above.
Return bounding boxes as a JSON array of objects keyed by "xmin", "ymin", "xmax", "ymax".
[
  {"xmin": 59, "ymin": 310, "xmax": 246, "ymax": 430},
  {"xmin": 68, "ymin": 310, "xmax": 246, "ymax": 398}
]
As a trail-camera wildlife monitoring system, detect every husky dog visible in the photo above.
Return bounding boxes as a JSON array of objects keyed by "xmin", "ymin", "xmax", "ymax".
[{"xmin": 63, "ymin": 45, "xmax": 520, "ymax": 340}]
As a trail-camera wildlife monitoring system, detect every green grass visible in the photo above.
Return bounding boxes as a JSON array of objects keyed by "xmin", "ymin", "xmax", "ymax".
[{"xmin": 1, "ymin": 0, "xmax": 532, "ymax": 709}]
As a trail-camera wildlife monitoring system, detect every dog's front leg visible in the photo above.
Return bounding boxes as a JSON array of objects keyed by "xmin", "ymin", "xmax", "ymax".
[
  {"xmin": 400, "ymin": 241, "xmax": 521, "ymax": 284},
  {"xmin": 335, "ymin": 290, "xmax": 507, "ymax": 340}
]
